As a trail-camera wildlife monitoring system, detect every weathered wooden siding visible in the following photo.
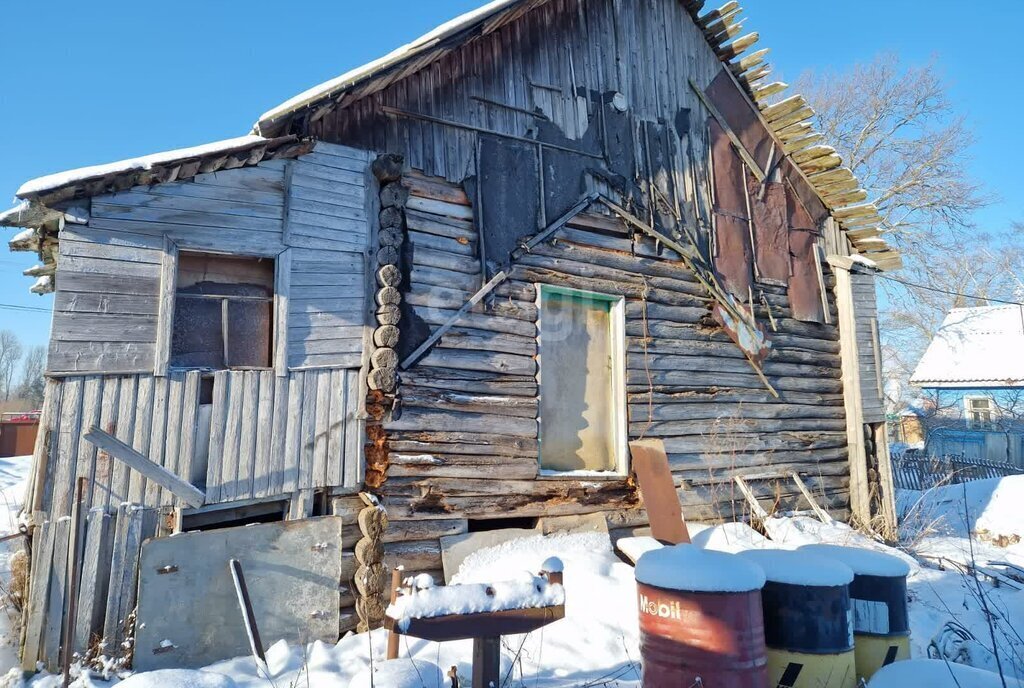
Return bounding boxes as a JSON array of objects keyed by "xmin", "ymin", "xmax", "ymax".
[
  {"xmin": 49, "ymin": 142, "xmax": 372, "ymax": 375},
  {"xmin": 377, "ymin": 174, "xmax": 848, "ymax": 570},
  {"xmin": 314, "ymin": 0, "xmax": 722, "ymax": 186},
  {"xmin": 31, "ymin": 368, "xmax": 364, "ymax": 520},
  {"xmin": 851, "ymin": 269, "xmax": 886, "ymax": 424},
  {"xmin": 205, "ymin": 368, "xmax": 362, "ymax": 502}
]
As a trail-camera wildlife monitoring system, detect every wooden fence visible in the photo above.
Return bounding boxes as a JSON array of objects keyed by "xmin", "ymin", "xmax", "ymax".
[{"xmin": 892, "ymin": 453, "xmax": 1024, "ymax": 491}]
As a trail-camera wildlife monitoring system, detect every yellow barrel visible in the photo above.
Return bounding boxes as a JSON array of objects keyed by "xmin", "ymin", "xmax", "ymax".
[
  {"xmin": 799, "ymin": 544, "xmax": 912, "ymax": 681},
  {"xmin": 739, "ymin": 549, "xmax": 857, "ymax": 688}
]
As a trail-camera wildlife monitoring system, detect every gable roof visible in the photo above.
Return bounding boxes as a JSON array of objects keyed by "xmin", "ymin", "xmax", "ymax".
[
  {"xmin": 1, "ymin": 0, "xmax": 899, "ymax": 288},
  {"xmin": 910, "ymin": 305, "xmax": 1024, "ymax": 388}
]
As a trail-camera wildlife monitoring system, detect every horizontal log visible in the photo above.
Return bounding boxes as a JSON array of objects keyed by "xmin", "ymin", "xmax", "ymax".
[
  {"xmin": 410, "ymin": 264, "xmax": 480, "ymax": 292},
  {"xmin": 512, "ymin": 265, "xmax": 707, "ymax": 309},
  {"xmin": 515, "ymin": 249, "xmax": 705, "ymax": 298},
  {"xmin": 382, "ymin": 482, "xmax": 639, "ymax": 520},
  {"xmin": 400, "ymin": 370, "xmax": 538, "ymax": 397},
  {"xmin": 417, "ymin": 348, "xmax": 536, "ymax": 377},
  {"xmin": 631, "ymin": 417, "xmax": 847, "ymax": 437},
  {"xmin": 629, "ymin": 401, "xmax": 846, "ymax": 422},
  {"xmin": 627, "ymin": 388, "xmax": 844, "ymax": 407},
  {"xmin": 437, "ymin": 328, "xmax": 537, "ymax": 357},
  {"xmin": 385, "ymin": 408, "xmax": 538, "ymax": 438},
  {"xmin": 382, "ymin": 518, "xmax": 469, "ymax": 544},
  {"xmin": 387, "ymin": 440, "xmax": 537, "ymax": 459},
  {"xmin": 626, "ymin": 369, "xmax": 844, "ymax": 394},
  {"xmin": 387, "ymin": 455, "xmax": 538, "ymax": 479},
  {"xmin": 403, "ymin": 171, "xmax": 471, "ymax": 205},
  {"xmin": 624, "ymin": 320, "xmax": 841, "ymax": 354},
  {"xmin": 658, "ymin": 432, "xmax": 848, "ymax": 455},
  {"xmin": 676, "ymin": 459, "xmax": 851, "ymax": 485},
  {"xmin": 408, "ymin": 245, "xmax": 478, "ymax": 274},
  {"xmin": 401, "ymin": 389, "xmax": 538, "ymax": 419},
  {"xmin": 626, "ymin": 339, "xmax": 840, "ymax": 368},
  {"xmin": 626, "ymin": 353, "xmax": 841, "ymax": 379},
  {"xmin": 410, "ymin": 304, "xmax": 536, "ymax": 337},
  {"xmin": 668, "ymin": 446, "xmax": 850, "ymax": 471},
  {"xmin": 382, "ymin": 540, "xmax": 443, "ymax": 573}
]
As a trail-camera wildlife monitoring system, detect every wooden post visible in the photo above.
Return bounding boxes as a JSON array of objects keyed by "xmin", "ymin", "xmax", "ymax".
[
  {"xmin": 385, "ymin": 567, "xmax": 402, "ymax": 660},
  {"xmin": 827, "ymin": 254, "xmax": 872, "ymax": 528},
  {"xmin": 472, "ymin": 636, "xmax": 501, "ymax": 688},
  {"xmin": 61, "ymin": 478, "xmax": 87, "ymax": 688}
]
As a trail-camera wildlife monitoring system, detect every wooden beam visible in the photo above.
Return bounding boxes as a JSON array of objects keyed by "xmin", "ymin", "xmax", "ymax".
[
  {"xmin": 83, "ymin": 426, "xmax": 205, "ymax": 508},
  {"xmin": 791, "ymin": 472, "xmax": 832, "ymax": 523},
  {"xmin": 689, "ymin": 78, "xmax": 765, "ymax": 181},
  {"xmin": 825, "ymin": 250, "xmax": 872, "ymax": 526}
]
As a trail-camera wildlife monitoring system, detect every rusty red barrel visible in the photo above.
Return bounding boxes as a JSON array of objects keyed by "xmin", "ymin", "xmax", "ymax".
[{"xmin": 635, "ymin": 544, "xmax": 768, "ymax": 687}]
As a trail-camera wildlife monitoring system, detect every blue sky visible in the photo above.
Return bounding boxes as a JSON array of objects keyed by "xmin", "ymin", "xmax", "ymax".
[{"xmin": 1, "ymin": 0, "xmax": 1020, "ymax": 348}]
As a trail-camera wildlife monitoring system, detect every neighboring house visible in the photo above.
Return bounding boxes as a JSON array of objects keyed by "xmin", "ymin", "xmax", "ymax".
[
  {"xmin": 910, "ymin": 305, "xmax": 1024, "ymax": 465},
  {"xmin": 0, "ymin": 0, "xmax": 901, "ymax": 672}
]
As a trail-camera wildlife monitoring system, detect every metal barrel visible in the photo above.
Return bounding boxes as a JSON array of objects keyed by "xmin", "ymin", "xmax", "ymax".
[
  {"xmin": 635, "ymin": 545, "xmax": 768, "ymax": 688},
  {"xmin": 740, "ymin": 549, "xmax": 857, "ymax": 688},
  {"xmin": 799, "ymin": 544, "xmax": 912, "ymax": 681}
]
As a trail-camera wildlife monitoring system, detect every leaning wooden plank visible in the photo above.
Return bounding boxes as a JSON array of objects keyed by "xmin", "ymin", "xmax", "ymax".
[
  {"xmin": 102, "ymin": 504, "xmax": 132, "ymax": 644},
  {"xmin": 732, "ymin": 476, "xmax": 770, "ymax": 523},
  {"xmin": 791, "ymin": 472, "xmax": 833, "ymax": 523},
  {"xmin": 21, "ymin": 520, "xmax": 55, "ymax": 670},
  {"xmin": 41, "ymin": 517, "xmax": 72, "ymax": 671},
  {"xmin": 110, "ymin": 506, "xmax": 148, "ymax": 651},
  {"xmin": 83, "ymin": 427, "xmax": 205, "ymax": 508},
  {"xmin": 74, "ymin": 509, "xmax": 113, "ymax": 654},
  {"xmin": 629, "ymin": 440, "xmax": 689, "ymax": 544}
]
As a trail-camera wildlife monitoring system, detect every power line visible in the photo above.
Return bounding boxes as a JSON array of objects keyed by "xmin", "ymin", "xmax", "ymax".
[
  {"xmin": 0, "ymin": 303, "xmax": 50, "ymax": 314},
  {"xmin": 877, "ymin": 273, "xmax": 1024, "ymax": 308}
]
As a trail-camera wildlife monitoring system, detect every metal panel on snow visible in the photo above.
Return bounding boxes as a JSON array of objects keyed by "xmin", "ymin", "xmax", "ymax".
[{"xmin": 134, "ymin": 516, "xmax": 343, "ymax": 671}]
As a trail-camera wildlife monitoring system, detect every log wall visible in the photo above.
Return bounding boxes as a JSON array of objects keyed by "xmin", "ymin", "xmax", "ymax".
[{"xmin": 377, "ymin": 173, "xmax": 850, "ymax": 573}]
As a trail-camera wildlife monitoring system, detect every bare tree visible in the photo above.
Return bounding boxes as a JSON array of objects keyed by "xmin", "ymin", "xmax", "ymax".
[
  {"xmin": 0, "ymin": 332, "xmax": 23, "ymax": 402},
  {"xmin": 795, "ymin": 54, "xmax": 1007, "ymax": 414},
  {"xmin": 16, "ymin": 345, "xmax": 46, "ymax": 408},
  {"xmin": 795, "ymin": 54, "xmax": 986, "ymax": 249}
]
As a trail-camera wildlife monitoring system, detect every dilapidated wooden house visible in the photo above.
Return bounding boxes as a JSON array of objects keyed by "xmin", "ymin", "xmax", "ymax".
[{"xmin": 1, "ymin": 0, "xmax": 902, "ymax": 672}]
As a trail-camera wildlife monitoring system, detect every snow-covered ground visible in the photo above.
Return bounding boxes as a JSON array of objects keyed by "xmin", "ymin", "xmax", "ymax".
[
  {"xmin": 0, "ymin": 456, "xmax": 30, "ymax": 678},
  {"xmin": 3, "ymin": 469, "xmax": 1024, "ymax": 686}
]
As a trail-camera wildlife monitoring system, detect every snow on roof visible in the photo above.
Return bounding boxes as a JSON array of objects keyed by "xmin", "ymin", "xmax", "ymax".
[
  {"xmin": 738, "ymin": 548, "xmax": 854, "ymax": 587},
  {"xmin": 254, "ymin": 0, "xmax": 522, "ymax": 135},
  {"xmin": 798, "ymin": 544, "xmax": 911, "ymax": 578},
  {"xmin": 910, "ymin": 305, "xmax": 1024, "ymax": 387},
  {"xmin": 635, "ymin": 543, "xmax": 766, "ymax": 592},
  {"xmin": 16, "ymin": 135, "xmax": 267, "ymax": 199}
]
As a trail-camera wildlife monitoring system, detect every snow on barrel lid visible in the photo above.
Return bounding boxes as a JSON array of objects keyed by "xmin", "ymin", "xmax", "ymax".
[
  {"xmin": 798, "ymin": 544, "xmax": 911, "ymax": 578},
  {"xmin": 635, "ymin": 543, "xmax": 766, "ymax": 593},
  {"xmin": 738, "ymin": 549, "xmax": 854, "ymax": 588}
]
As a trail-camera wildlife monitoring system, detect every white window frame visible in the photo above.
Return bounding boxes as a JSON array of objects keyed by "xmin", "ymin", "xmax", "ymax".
[
  {"xmin": 535, "ymin": 284, "xmax": 628, "ymax": 477},
  {"xmin": 154, "ymin": 238, "xmax": 291, "ymax": 378},
  {"xmin": 964, "ymin": 395, "xmax": 996, "ymax": 430}
]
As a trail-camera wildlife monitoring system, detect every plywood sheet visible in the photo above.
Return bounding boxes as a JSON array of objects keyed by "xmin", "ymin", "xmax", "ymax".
[{"xmin": 134, "ymin": 516, "xmax": 343, "ymax": 671}]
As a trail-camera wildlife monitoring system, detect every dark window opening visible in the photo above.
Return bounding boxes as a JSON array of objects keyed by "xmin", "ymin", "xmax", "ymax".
[
  {"xmin": 467, "ymin": 516, "xmax": 539, "ymax": 533},
  {"xmin": 170, "ymin": 252, "xmax": 275, "ymax": 370},
  {"xmin": 180, "ymin": 498, "xmax": 287, "ymax": 533}
]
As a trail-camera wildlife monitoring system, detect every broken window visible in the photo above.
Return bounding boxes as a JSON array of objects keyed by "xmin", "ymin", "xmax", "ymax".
[
  {"xmin": 170, "ymin": 252, "xmax": 275, "ymax": 369},
  {"xmin": 538, "ymin": 285, "xmax": 625, "ymax": 474}
]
